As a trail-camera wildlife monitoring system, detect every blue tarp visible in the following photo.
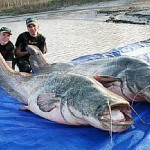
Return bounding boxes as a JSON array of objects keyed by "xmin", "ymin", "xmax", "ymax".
[
  {"xmin": 1, "ymin": 40, "xmax": 150, "ymax": 150},
  {"xmin": 72, "ymin": 39, "xmax": 150, "ymax": 63}
]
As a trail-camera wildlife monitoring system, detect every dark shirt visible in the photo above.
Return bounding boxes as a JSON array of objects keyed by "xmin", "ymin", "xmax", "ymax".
[
  {"xmin": 0, "ymin": 41, "xmax": 14, "ymax": 61},
  {"xmin": 15, "ymin": 32, "xmax": 46, "ymax": 59}
]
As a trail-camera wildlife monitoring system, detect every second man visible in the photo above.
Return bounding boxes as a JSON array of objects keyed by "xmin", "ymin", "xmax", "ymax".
[{"xmin": 15, "ymin": 17, "xmax": 47, "ymax": 73}]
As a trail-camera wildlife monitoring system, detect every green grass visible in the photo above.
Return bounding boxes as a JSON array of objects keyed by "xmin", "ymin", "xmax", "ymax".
[{"xmin": 0, "ymin": 0, "xmax": 108, "ymax": 16}]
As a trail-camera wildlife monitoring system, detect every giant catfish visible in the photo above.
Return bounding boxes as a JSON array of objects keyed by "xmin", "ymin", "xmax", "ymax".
[
  {"xmin": 27, "ymin": 45, "xmax": 150, "ymax": 103},
  {"xmin": 0, "ymin": 53, "xmax": 133, "ymax": 132}
]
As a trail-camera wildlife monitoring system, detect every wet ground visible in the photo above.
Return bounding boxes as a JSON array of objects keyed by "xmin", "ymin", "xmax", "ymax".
[{"xmin": 0, "ymin": 0, "xmax": 150, "ymax": 63}]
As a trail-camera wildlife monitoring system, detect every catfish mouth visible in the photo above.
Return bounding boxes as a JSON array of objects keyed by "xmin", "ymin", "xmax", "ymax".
[{"xmin": 99, "ymin": 103, "xmax": 134, "ymax": 132}]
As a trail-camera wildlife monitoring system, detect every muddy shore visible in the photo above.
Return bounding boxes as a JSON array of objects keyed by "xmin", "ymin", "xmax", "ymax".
[{"xmin": 0, "ymin": 0, "xmax": 150, "ymax": 63}]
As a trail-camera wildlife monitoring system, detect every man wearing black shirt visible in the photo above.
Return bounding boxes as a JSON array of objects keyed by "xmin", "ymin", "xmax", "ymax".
[
  {"xmin": 15, "ymin": 17, "xmax": 47, "ymax": 73},
  {"xmin": 0, "ymin": 27, "xmax": 14, "ymax": 68}
]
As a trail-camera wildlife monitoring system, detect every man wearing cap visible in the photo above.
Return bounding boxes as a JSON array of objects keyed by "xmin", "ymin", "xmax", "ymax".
[
  {"xmin": 15, "ymin": 17, "xmax": 47, "ymax": 73},
  {"xmin": 0, "ymin": 27, "xmax": 15, "ymax": 68}
]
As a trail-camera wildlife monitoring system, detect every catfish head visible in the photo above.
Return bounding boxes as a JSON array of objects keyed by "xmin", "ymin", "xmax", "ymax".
[
  {"xmin": 125, "ymin": 66, "xmax": 150, "ymax": 103},
  {"xmin": 35, "ymin": 74, "xmax": 133, "ymax": 132}
]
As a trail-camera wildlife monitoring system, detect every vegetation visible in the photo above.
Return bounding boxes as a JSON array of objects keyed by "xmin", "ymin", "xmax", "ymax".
[{"xmin": 0, "ymin": 0, "xmax": 107, "ymax": 15}]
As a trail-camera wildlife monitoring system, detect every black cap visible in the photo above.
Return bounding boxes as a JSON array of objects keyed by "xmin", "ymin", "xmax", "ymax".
[
  {"xmin": 26, "ymin": 17, "xmax": 37, "ymax": 26},
  {"xmin": 0, "ymin": 27, "xmax": 12, "ymax": 35}
]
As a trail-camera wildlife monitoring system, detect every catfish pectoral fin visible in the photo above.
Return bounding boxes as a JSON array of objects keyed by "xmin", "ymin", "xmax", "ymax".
[
  {"xmin": 37, "ymin": 92, "xmax": 60, "ymax": 112},
  {"xmin": 93, "ymin": 75, "xmax": 121, "ymax": 87}
]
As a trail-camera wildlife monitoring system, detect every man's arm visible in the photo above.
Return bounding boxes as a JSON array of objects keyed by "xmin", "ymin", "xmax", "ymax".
[
  {"xmin": 15, "ymin": 33, "xmax": 29, "ymax": 58},
  {"xmin": 43, "ymin": 42, "xmax": 48, "ymax": 54},
  {"xmin": 15, "ymin": 44, "xmax": 29, "ymax": 58},
  {"xmin": 5, "ymin": 41, "xmax": 15, "ymax": 69},
  {"xmin": 39, "ymin": 35, "xmax": 48, "ymax": 54}
]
